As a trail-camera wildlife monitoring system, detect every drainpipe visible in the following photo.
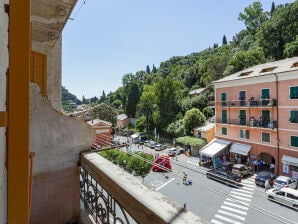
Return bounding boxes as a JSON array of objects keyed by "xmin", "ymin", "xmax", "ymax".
[{"xmin": 273, "ymin": 73, "xmax": 279, "ymax": 175}]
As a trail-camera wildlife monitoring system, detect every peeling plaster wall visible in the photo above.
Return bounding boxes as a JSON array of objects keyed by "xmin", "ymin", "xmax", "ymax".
[
  {"xmin": 32, "ymin": 35, "xmax": 62, "ymax": 112},
  {"xmin": 30, "ymin": 83, "xmax": 95, "ymax": 223},
  {"xmin": 0, "ymin": 0, "xmax": 8, "ymax": 222},
  {"xmin": 30, "ymin": 83, "xmax": 95, "ymax": 175}
]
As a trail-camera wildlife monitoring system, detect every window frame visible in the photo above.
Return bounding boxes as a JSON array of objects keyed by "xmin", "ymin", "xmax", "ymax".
[
  {"xmin": 261, "ymin": 132, "xmax": 271, "ymax": 143},
  {"xmin": 290, "ymin": 136, "xmax": 298, "ymax": 147},
  {"xmin": 289, "ymin": 86, "xmax": 298, "ymax": 99}
]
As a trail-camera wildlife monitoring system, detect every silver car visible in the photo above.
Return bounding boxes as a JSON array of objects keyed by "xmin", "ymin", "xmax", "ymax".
[
  {"xmin": 267, "ymin": 188, "xmax": 298, "ymax": 211},
  {"xmin": 273, "ymin": 175, "xmax": 297, "ymax": 189}
]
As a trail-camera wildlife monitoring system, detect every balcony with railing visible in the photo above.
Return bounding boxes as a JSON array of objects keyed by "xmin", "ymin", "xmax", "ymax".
[
  {"xmin": 217, "ymin": 98, "xmax": 277, "ymax": 108},
  {"xmin": 79, "ymin": 151, "xmax": 207, "ymax": 224},
  {"xmin": 216, "ymin": 118, "xmax": 277, "ymax": 129}
]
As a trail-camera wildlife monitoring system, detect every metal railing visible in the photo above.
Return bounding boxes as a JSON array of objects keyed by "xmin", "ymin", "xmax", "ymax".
[
  {"xmin": 79, "ymin": 151, "xmax": 206, "ymax": 224},
  {"xmin": 216, "ymin": 119, "xmax": 277, "ymax": 129},
  {"xmin": 217, "ymin": 99, "xmax": 277, "ymax": 108}
]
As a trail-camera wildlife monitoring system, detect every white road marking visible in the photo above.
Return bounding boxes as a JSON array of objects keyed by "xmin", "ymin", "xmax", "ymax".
[
  {"xmin": 211, "ymin": 219, "xmax": 225, "ymax": 224},
  {"xmin": 214, "ymin": 214, "xmax": 243, "ymax": 224},
  {"xmin": 223, "ymin": 201, "xmax": 249, "ymax": 210},
  {"xmin": 218, "ymin": 209, "xmax": 245, "ymax": 221},
  {"xmin": 220, "ymin": 205, "xmax": 247, "ymax": 215},
  {"xmin": 226, "ymin": 198, "xmax": 250, "ymax": 206},
  {"xmin": 232, "ymin": 188, "xmax": 254, "ymax": 194},
  {"xmin": 230, "ymin": 195, "xmax": 252, "ymax": 202},
  {"xmin": 155, "ymin": 178, "xmax": 175, "ymax": 191},
  {"xmin": 230, "ymin": 191, "xmax": 253, "ymax": 198}
]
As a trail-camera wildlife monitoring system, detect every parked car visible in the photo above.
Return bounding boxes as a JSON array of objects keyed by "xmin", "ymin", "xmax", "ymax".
[
  {"xmin": 267, "ymin": 187, "xmax": 298, "ymax": 211},
  {"xmin": 273, "ymin": 176, "xmax": 298, "ymax": 189},
  {"xmin": 206, "ymin": 169, "xmax": 241, "ymax": 186},
  {"xmin": 216, "ymin": 161, "xmax": 234, "ymax": 172},
  {"xmin": 255, "ymin": 171, "xmax": 277, "ymax": 187},
  {"xmin": 231, "ymin": 164, "xmax": 253, "ymax": 178},
  {"xmin": 167, "ymin": 148, "xmax": 178, "ymax": 157},
  {"xmin": 149, "ymin": 141, "xmax": 157, "ymax": 149},
  {"xmin": 152, "ymin": 155, "xmax": 172, "ymax": 172},
  {"xmin": 155, "ymin": 144, "xmax": 166, "ymax": 151}
]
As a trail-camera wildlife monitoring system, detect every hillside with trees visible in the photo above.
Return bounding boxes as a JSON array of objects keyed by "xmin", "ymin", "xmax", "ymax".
[{"xmin": 63, "ymin": 1, "xmax": 298, "ymax": 138}]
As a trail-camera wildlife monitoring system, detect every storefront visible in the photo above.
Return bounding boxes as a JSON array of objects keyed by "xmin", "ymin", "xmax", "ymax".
[
  {"xmin": 281, "ymin": 155, "xmax": 298, "ymax": 180},
  {"xmin": 229, "ymin": 142, "xmax": 251, "ymax": 164},
  {"xmin": 199, "ymin": 138, "xmax": 231, "ymax": 169}
]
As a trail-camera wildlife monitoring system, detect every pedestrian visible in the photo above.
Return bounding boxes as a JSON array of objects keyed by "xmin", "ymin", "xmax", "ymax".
[
  {"xmin": 270, "ymin": 163, "xmax": 275, "ymax": 173},
  {"xmin": 183, "ymin": 172, "xmax": 187, "ymax": 184},
  {"xmin": 259, "ymin": 159, "xmax": 264, "ymax": 171},
  {"xmin": 265, "ymin": 179, "xmax": 271, "ymax": 192},
  {"xmin": 253, "ymin": 160, "xmax": 258, "ymax": 172}
]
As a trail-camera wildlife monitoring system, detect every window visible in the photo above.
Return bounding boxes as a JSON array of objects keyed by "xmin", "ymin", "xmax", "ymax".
[
  {"xmin": 290, "ymin": 86, "xmax": 298, "ymax": 99},
  {"xmin": 222, "ymin": 127, "xmax": 227, "ymax": 135},
  {"xmin": 239, "ymin": 110, "xmax": 246, "ymax": 125},
  {"xmin": 289, "ymin": 111, "xmax": 298, "ymax": 123},
  {"xmin": 262, "ymin": 132, "xmax": 270, "ymax": 142},
  {"xmin": 31, "ymin": 51, "xmax": 47, "ymax": 96},
  {"xmin": 222, "ymin": 110, "xmax": 227, "ymax": 123},
  {"xmin": 239, "ymin": 91, "xmax": 246, "ymax": 106},
  {"xmin": 291, "ymin": 136, "xmax": 298, "ymax": 147},
  {"xmin": 260, "ymin": 67, "xmax": 277, "ymax": 73},
  {"xmin": 261, "ymin": 89, "xmax": 270, "ymax": 106},
  {"xmin": 239, "ymin": 71, "xmax": 252, "ymax": 77},
  {"xmin": 240, "ymin": 129, "xmax": 249, "ymax": 139},
  {"xmin": 221, "ymin": 92, "xmax": 227, "ymax": 106}
]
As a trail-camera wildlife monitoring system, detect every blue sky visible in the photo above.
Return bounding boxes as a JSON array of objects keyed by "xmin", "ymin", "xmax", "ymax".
[{"xmin": 62, "ymin": 0, "xmax": 293, "ymax": 99}]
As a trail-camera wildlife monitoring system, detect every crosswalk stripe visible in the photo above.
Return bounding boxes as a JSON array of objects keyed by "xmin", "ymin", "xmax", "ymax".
[
  {"xmin": 211, "ymin": 219, "xmax": 225, "ymax": 224},
  {"xmin": 230, "ymin": 191, "xmax": 253, "ymax": 198},
  {"xmin": 230, "ymin": 195, "xmax": 252, "ymax": 202},
  {"xmin": 223, "ymin": 201, "xmax": 249, "ymax": 210},
  {"xmin": 240, "ymin": 183, "xmax": 255, "ymax": 189},
  {"xmin": 242, "ymin": 186, "xmax": 255, "ymax": 191},
  {"xmin": 221, "ymin": 205, "xmax": 247, "ymax": 215},
  {"xmin": 232, "ymin": 188, "xmax": 254, "ymax": 194},
  {"xmin": 214, "ymin": 214, "xmax": 243, "ymax": 224},
  {"xmin": 226, "ymin": 198, "xmax": 250, "ymax": 206},
  {"xmin": 218, "ymin": 209, "xmax": 245, "ymax": 221}
]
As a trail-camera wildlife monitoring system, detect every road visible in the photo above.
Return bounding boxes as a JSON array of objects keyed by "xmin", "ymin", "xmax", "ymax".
[{"xmin": 115, "ymin": 136, "xmax": 298, "ymax": 224}]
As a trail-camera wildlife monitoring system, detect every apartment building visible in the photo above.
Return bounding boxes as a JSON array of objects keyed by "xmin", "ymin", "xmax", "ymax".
[{"xmin": 212, "ymin": 57, "xmax": 298, "ymax": 179}]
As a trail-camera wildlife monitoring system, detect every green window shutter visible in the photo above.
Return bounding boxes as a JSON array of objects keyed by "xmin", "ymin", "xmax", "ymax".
[
  {"xmin": 221, "ymin": 93, "xmax": 226, "ymax": 101},
  {"xmin": 290, "ymin": 86, "xmax": 298, "ymax": 99},
  {"xmin": 262, "ymin": 110, "xmax": 270, "ymax": 121},
  {"xmin": 222, "ymin": 110, "xmax": 227, "ymax": 123},
  {"xmin": 291, "ymin": 136, "xmax": 298, "ymax": 147},
  {"xmin": 296, "ymin": 111, "xmax": 298, "ymax": 123},
  {"xmin": 222, "ymin": 127, "xmax": 227, "ymax": 135},
  {"xmin": 261, "ymin": 89, "xmax": 270, "ymax": 99}
]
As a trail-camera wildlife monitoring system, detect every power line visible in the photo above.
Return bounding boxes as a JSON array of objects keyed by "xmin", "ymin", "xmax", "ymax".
[{"xmin": 69, "ymin": 0, "xmax": 86, "ymax": 21}]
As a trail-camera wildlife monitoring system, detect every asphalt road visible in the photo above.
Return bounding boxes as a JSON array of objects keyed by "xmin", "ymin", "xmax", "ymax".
[{"xmin": 115, "ymin": 136, "xmax": 298, "ymax": 224}]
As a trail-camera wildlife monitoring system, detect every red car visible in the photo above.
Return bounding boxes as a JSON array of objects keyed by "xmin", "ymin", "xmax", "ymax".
[{"xmin": 152, "ymin": 155, "xmax": 172, "ymax": 172}]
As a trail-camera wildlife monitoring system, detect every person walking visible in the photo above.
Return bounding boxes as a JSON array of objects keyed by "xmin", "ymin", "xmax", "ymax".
[
  {"xmin": 183, "ymin": 172, "xmax": 187, "ymax": 184},
  {"xmin": 265, "ymin": 179, "xmax": 271, "ymax": 192},
  {"xmin": 253, "ymin": 159, "xmax": 258, "ymax": 172},
  {"xmin": 270, "ymin": 163, "xmax": 275, "ymax": 173}
]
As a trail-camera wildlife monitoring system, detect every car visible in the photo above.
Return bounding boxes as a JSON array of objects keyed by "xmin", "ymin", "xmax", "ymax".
[
  {"xmin": 155, "ymin": 144, "xmax": 166, "ymax": 151},
  {"xmin": 231, "ymin": 164, "xmax": 253, "ymax": 178},
  {"xmin": 148, "ymin": 141, "xmax": 157, "ymax": 149},
  {"xmin": 255, "ymin": 171, "xmax": 277, "ymax": 187},
  {"xmin": 267, "ymin": 187, "xmax": 298, "ymax": 211},
  {"xmin": 167, "ymin": 148, "xmax": 178, "ymax": 157},
  {"xmin": 206, "ymin": 169, "xmax": 241, "ymax": 186},
  {"xmin": 152, "ymin": 155, "xmax": 172, "ymax": 172},
  {"xmin": 216, "ymin": 161, "xmax": 234, "ymax": 172},
  {"xmin": 273, "ymin": 175, "xmax": 298, "ymax": 189}
]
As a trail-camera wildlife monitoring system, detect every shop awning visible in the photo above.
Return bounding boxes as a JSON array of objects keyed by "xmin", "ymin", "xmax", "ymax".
[
  {"xmin": 282, "ymin": 155, "xmax": 298, "ymax": 166},
  {"xmin": 230, "ymin": 143, "xmax": 251, "ymax": 156},
  {"xmin": 200, "ymin": 138, "xmax": 231, "ymax": 158}
]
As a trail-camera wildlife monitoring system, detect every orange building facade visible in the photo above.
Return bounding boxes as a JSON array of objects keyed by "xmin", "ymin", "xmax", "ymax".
[{"xmin": 213, "ymin": 57, "xmax": 298, "ymax": 179}]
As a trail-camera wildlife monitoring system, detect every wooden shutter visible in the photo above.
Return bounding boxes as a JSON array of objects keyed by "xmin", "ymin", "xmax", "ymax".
[{"xmin": 31, "ymin": 51, "xmax": 47, "ymax": 96}]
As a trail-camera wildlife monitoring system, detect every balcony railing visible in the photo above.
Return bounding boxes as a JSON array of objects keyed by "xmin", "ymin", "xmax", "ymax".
[
  {"xmin": 217, "ymin": 99, "xmax": 277, "ymax": 108},
  {"xmin": 216, "ymin": 119, "xmax": 277, "ymax": 129},
  {"xmin": 80, "ymin": 151, "xmax": 206, "ymax": 224}
]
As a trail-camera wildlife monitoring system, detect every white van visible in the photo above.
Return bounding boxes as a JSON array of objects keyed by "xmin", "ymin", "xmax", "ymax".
[{"xmin": 167, "ymin": 148, "xmax": 178, "ymax": 157}]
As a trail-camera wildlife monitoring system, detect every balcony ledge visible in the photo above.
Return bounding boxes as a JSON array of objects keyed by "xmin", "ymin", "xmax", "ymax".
[{"xmin": 80, "ymin": 152, "xmax": 207, "ymax": 224}]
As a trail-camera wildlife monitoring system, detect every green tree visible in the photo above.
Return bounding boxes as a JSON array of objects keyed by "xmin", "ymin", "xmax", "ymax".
[
  {"xmin": 93, "ymin": 103, "xmax": 117, "ymax": 125},
  {"xmin": 283, "ymin": 35, "xmax": 298, "ymax": 58},
  {"xmin": 257, "ymin": 1, "xmax": 298, "ymax": 60},
  {"xmin": 222, "ymin": 35, "xmax": 227, "ymax": 45},
  {"xmin": 183, "ymin": 108, "xmax": 206, "ymax": 135},
  {"xmin": 202, "ymin": 107, "xmax": 214, "ymax": 118},
  {"xmin": 126, "ymin": 82, "xmax": 141, "ymax": 118},
  {"xmin": 152, "ymin": 64, "xmax": 157, "ymax": 73},
  {"xmin": 166, "ymin": 119, "xmax": 186, "ymax": 138},
  {"xmin": 146, "ymin": 65, "xmax": 150, "ymax": 74},
  {"xmin": 238, "ymin": 1, "xmax": 268, "ymax": 34}
]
